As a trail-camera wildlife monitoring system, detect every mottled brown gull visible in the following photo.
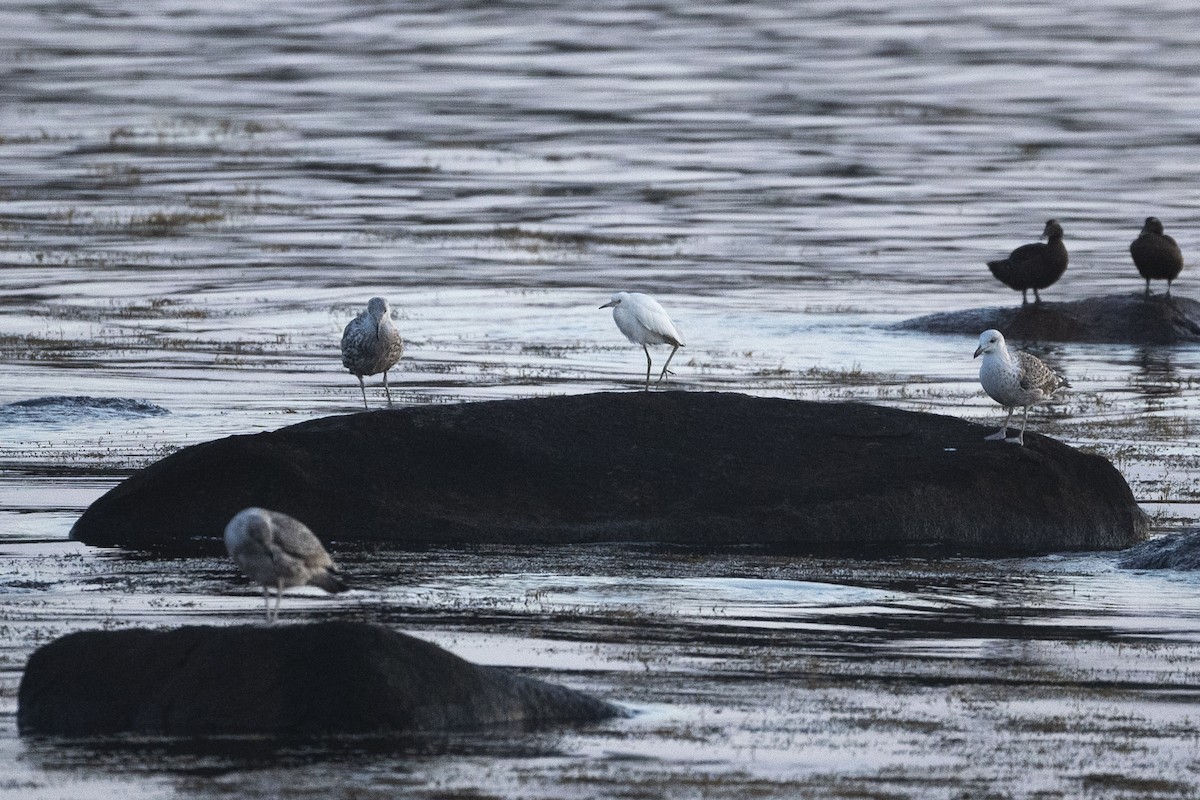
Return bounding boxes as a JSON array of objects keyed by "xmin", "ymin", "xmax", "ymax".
[
  {"xmin": 600, "ymin": 291, "xmax": 685, "ymax": 391},
  {"xmin": 341, "ymin": 296, "xmax": 404, "ymax": 409},
  {"xmin": 986, "ymin": 219, "xmax": 1069, "ymax": 305},
  {"xmin": 1130, "ymin": 216, "xmax": 1184, "ymax": 297},
  {"xmin": 973, "ymin": 329, "xmax": 1066, "ymax": 446},
  {"xmin": 224, "ymin": 507, "xmax": 347, "ymax": 623}
]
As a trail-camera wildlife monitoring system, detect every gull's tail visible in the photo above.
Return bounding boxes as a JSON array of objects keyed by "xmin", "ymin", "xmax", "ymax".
[{"xmin": 309, "ymin": 568, "xmax": 349, "ymax": 594}]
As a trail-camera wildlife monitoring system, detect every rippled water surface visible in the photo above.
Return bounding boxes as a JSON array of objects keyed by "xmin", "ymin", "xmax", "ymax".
[{"xmin": 5, "ymin": 0, "xmax": 1200, "ymax": 797}]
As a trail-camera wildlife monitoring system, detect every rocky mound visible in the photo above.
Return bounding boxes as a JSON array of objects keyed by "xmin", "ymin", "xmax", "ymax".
[
  {"xmin": 897, "ymin": 292, "xmax": 1200, "ymax": 344},
  {"xmin": 17, "ymin": 621, "xmax": 619, "ymax": 737},
  {"xmin": 69, "ymin": 392, "xmax": 1146, "ymax": 556}
]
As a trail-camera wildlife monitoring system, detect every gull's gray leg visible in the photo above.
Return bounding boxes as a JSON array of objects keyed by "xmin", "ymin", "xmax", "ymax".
[
  {"xmin": 1006, "ymin": 405, "xmax": 1031, "ymax": 446},
  {"xmin": 383, "ymin": 369, "xmax": 393, "ymax": 406},
  {"xmin": 985, "ymin": 408, "xmax": 1013, "ymax": 441},
  {"xmin": 1033, "ymin": 287, "xmax": 1041, "ymax": 303},
  {"xmin": 273, "ymin": 579, "xmax": 284, "ymax": 623},
  {"xmin": 643, "ymin": 344, "xmax": 652, "ymax": 391},
  {"xmin": 1021, "ymin": 289, "xmax": 1028, "ymax": 305},
  {"xmin": 1146, "ymin": 278, "xmax": 1151, "ymax": 297},
  {"xmin": 261, "ymin": 586, "xmax": 271, "ymax": 623},
  {"xmin": 657, "ymin": 345, "xmax": 679, "ymax": 385},
  {"xmin": 357, "ymin": 375, "xmax": 369, "ymax": 410},
  {"xmin": 1167, "ymin": 279, "xmax": 1173, "ymax": 298}
]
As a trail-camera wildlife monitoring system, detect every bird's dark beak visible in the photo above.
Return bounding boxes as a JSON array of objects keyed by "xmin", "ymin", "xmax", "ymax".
[
  {"xmin": 973, "ymin": 346, "xmax": 984, "ymax": 358},
  {"xmin": 599, "ymin": 300, "xmax": 617, "ymax": 309}
]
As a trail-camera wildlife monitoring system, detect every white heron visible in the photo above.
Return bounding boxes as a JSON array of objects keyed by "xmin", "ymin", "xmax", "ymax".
[
  {"xmin": 973, "ymin": 329, "xmax": 1066, "ymax": 446},
  {"xmin": 600, "ymin": 292, "xmax": 685, "ymax": 391},
  {"xmin": 341, "ymin": 296, "xmax": 404, "ymax": 409},
  {"xmin": 223, "ymin": 507, "xmax": 347, "ymax": 623}
]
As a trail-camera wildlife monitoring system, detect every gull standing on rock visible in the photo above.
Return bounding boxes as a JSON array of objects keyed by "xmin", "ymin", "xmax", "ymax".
[
  {"xmin": 1130, "ymin": 216, "xmax": 1184, "ymax": 297},
  {"xmin": 600, "ymin": 291, "xmax": 685, "ymax": 391},
  {"xmin": 341, "ymin": 296, "xmax": 404, "ymax": 409},
  {"xmin": 974, "ymin": 329, "xmax": 1065, "ymax": 446},
  {"xmin": 224, "ymin": 507, "xmax": 348, "ymax": 623},
  {"xmin": 986, "ymin": 219, "xmax": 1069, "ymax": 305}
]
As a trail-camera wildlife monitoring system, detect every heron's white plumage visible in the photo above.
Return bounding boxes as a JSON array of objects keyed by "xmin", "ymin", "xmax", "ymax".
[
  {"xmin": 341, "ymin": 296, "xmax": 404, "ymax": 409},
  {"xmin": 224, "ymin": 507, "xmax": 346, "ymax": 622},
  {"xmin": 600, "ymin": 292, "xmax": 685, "ymax": 390},
  {"xmin": 609, "ymin": 292, "xmax": 685, "ymax": 347},
  {"xmin": 973, "ymin": 329, "xmax": 1065, "ymax": 445}
]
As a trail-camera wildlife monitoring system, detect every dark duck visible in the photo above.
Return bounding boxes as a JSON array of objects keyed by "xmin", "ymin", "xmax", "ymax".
[
  {"xmin": 986, "ymin": 219, "xmax": 1068, "ymax": 305},
  {"xmin": 1130, "ymin": 216, "xmax": 1183, "ymax": 297}
]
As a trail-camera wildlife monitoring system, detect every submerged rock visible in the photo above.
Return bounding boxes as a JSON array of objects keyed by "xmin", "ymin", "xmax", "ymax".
[
  {"xmin": 17, "ymin": 621, "xmax": 618, "ymax": 737},
  {"xmin": 1118, "ymin": 531, "xmax": 1200, "ymax": 570},
  {"xmin": 896, "ymin": 292, "xmax": 1200, "ymax": 344},
  {"xmin": 70, "ymin": 392, "xmax": 1146, "ymax": 555},
  {"xmin": 0, "ymin": 395, "xmax": 168, "ymax": 423}
]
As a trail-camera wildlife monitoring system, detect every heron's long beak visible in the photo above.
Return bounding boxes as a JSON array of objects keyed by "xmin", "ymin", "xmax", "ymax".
[
  {"xmin": 599, "ymin": 300, "xmax": 617, "ymax": 309},
  {"xmin": 973, "ymin": 346, "xmax": 984, "ymax": 358}
]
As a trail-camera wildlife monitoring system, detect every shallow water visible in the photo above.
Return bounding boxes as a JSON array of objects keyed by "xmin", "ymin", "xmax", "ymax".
[{"xmin": 5, "ymin": 0, "xmax": 1200, "ymax": 796}]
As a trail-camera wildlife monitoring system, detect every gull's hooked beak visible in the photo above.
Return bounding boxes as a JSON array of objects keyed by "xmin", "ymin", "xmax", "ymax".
[
  {"xmin": 973, "ymin": 345, "xmax": 984, "ymax": 358},
  {"xmin": 599, "ymin": 300, "xmax": 617, "ymax": 309}
]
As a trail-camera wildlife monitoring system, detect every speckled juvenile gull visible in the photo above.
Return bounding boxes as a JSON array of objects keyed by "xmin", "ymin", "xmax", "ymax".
[
  {"xmin": 599, "ymin": 291, "xmax": 685, "ymax": 391},
  {"xmin": 973, "ymin": 329, "xmax": 1066, "ymax": 446},
  {"xmin": 986, "ymin": 219, "xmax": 1069, "ymax": 305},
  {"xmin": 224, "ymin": 507, "xmax": 347, "ymax": 623},
  {"xmin": 341, "ymin": 296, "xmax": 404, "ymax": 410},
  {"xmin": 1130, "ymin": 216, "xmax": 1184, "ymax": 297}
]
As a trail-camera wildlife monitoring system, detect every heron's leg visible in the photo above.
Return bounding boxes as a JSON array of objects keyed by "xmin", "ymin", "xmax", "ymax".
[
  {"xmin": 657, "ymin": 345, "xmax": 680, "ymax": 384},
  {"xmin": 1006, "ymin": 405, "xmax": 1031, "ymax": 446},
  {"xmin": 383, "ymin": 369, "xmax": 393, "ymax": 406},
  {"xmin": 357, "ymin": 375, "xmax": 369, "ymax": 410},
  {"xmin": 985, "ymin": 408, "xmax": 1013, "ymax": 440},
  {"xmin": 643, "ymin": 345, "xmax": 652, "ymax": 391}
]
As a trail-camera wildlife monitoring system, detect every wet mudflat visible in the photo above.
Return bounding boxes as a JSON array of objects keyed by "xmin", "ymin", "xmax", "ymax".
[{"xmin": 5, "ymin": 0, "xmax": 1200, "ymax": 796}]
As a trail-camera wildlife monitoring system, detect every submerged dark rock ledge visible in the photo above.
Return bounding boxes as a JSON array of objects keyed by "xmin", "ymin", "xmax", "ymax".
[
  {"xmin": 71, "ymin": 392, "xmax": 1145, "ymax": 555},
  {"xmin": 18, "ymin": 622, "xmax": 618, "ymax": 737},
  {"xmin": 1118, "ymin": 531, "xmax": 1200, "ymax": 570},
  {"xmin": 897, "ymin": 292, "xmax": 1200, "ymax": 344}
]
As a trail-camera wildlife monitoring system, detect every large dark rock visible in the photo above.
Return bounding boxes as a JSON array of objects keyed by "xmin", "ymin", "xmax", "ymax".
[
  {"xmin": 897, "ymin": 292, "xmax": 1200, "ymax": 344},
  {"xmin": 70, "ymin": 392, "xmax": 1146, "ymax": 555},
  {"xmin": 17, "ymin": 622, "xmax": 618, "ymax": 737}
]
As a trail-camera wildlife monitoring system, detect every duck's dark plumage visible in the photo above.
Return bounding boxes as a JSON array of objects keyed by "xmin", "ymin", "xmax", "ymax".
[
  {"xmin": 1130, "ymin": 216, "xmax": 1183, "ymax": 297},
  {"xmin": 986, "ymin": 219, "xmax": 1069, "ymax": 305}
]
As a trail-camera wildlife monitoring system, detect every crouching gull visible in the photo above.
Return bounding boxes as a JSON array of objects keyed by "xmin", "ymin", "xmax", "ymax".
[{"xmin": 224, "ymin": 507, "xmax": 348, "ymax": 623}]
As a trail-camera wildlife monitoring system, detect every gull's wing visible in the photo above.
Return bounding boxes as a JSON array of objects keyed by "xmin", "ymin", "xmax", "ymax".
[{"xmin": 1016, "ymin": 351, "xmax": 1062, "ymax": 394}]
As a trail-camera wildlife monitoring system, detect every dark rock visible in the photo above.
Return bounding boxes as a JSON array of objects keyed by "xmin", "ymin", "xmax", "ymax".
[
  {"xmin": 70, "ymin": 392, "xmax": 1146, "ymax": 555},
  {"xmin": 1118, "ymin": 531, "xmax": 1200, "ymax": 570},
  {"xmin": 17, "ymin": 621, "xmax": 619, "ymax": 737},
  {"xmin": 896, "ymin": 292, "xmax": 1200, "ymax": 344}
]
